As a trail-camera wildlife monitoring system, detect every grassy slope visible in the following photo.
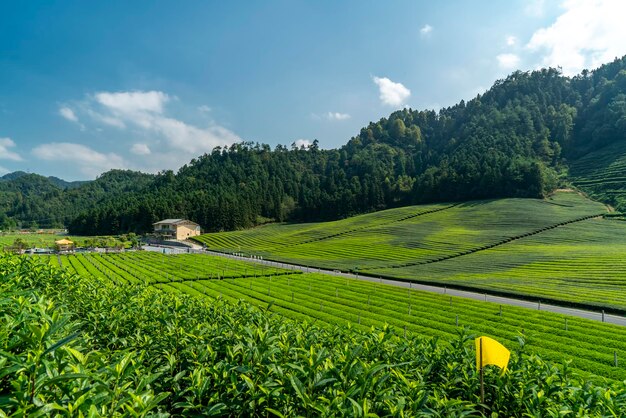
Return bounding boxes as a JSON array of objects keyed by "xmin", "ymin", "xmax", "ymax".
[
  {"xmin": 193, "ymin": 191, "xmax": 622, "ymax": 308},
  {"xmin": 570, "ymin": 140, "xmax": 626, "ymax": 211}
]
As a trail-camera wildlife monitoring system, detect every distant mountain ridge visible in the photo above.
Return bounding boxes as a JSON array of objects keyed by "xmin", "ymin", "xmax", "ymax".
[
  {"xmin": 0, "ymin": 170, "xmax": 153, "ymax": 230},
  {"xmin": 2, "ymin": 56, "xmax": 626, "ymax": 233},
  {"xmin": 0, "ymin": 171, "xmax": 88, "ymax": 189},
  {"xmin": 0, "ymin": 171, "xmax": 28, "ymax": 182}
]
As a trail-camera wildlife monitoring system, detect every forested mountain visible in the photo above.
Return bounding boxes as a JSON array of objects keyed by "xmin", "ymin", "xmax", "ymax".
[
  {"xmin": 0, "ymin": 171, "xmax": 87, "ymax": 190},
  {"xmin": 0, "ymin": 170, "xmax": 154, "ymax": 230},
  {"xmin": 2, "ymin": 56, "xmax": 626, "ymax": 234}
]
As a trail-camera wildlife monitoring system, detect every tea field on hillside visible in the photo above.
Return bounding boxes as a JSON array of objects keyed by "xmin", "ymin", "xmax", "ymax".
[
  {"xmin": 6, "ymin": 254, "xmax": 626, "ymax": 416},
  {"xmin": 192, "ymin": 191, "xmax": 626, "ymax": 310},
  {"xmin": 372, "ymin": 217, "xmax": 626, "ymax": 310},
  {"xmin": 45, "ymin": 251, "xmax": 626, "ymax": 382},
  {"xmin": 48, "ymin": 252, "xmax": 292, "ymax": 283},
  {"xmin": 194, "ymin": 192, "xmax": 605, "ymax": 269},
  {"xmin": 570, "ymin": 139, "xmax": 626, "ymax": 211}
]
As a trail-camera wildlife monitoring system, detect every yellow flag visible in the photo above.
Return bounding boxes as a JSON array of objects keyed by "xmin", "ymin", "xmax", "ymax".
[{"xmin": 476, "ymin": 336, "xmax": 510, "ymax": 372}]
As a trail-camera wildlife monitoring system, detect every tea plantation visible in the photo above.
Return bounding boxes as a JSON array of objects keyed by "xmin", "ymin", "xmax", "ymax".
[
  {"xmin": 7, "ymin": 190, "xmax": 626, "ymax": 416},
  {"xmin": 373, "ymin": 217, "xmax": 626, "ymax": 310},
  {"xmin": 193, "ymin": 191, "xmax": 626, "ymax": 310},
  {"xmin": 46, "ymin": 252, "xmax": 626, "ymax": 383},
  {"xmin": 51, "ymin": 252, "xmax": 292, "ymax": 284},
  {"xmin": 4, "ymin": 253, "xmax": 626, "ymax": 416},
  {"xmin": 570, "ymin": 139, "xmax": 626, "ymax": 212}
]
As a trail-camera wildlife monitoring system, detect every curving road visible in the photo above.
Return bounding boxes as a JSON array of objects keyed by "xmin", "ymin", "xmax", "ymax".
[{"xmin": 203, "ymin": 249, "xmax": 626, "ymax": 327}]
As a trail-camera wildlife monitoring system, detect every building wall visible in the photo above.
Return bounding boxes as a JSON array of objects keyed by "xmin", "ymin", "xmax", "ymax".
[
  {"xmin": 175, "ymin": 224, "xmax": 201, "ymax": 240},
  {"xmin": 154, "ymin": 225, "xmax": 176, "ymax": 237}
]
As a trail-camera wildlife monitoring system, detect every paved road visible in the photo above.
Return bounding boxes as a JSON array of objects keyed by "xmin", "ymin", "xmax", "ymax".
[{"xmin": 205, "ymin": 250, "xmax": 626, "ymax": 327}]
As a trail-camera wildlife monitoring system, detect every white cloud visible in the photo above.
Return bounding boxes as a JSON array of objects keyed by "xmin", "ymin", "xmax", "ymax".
[
  {"xmin": 372, "ymin": 76, "xmax": 411, "ymax": 107},
  {"xmin": 525, "ymin": 0, "xmax": 546, "ymax": 17},
  {"xmin": 95, "ymin": 90, "xmax": 168, "ymax": 115},
  {"xmin": 506, "ymin": 36, "xmax": 517, "ymax": 46},
  {"xmin": 131, "ymin": 143, "xmax": 151, "ymax": 155},
  {"xmin": 496, "ymin": 53, "xmax": 521, "ymax": 69},
  {"xmin": 527, "ymin": 0, "xmax": 626, "ymax": 76},
  {"xmin": 326, "ymin": 112, "xmax": 351, "ymax": 121},
  {"xmin": 88, "ymin": 90, "xmax": 241, "ymax": 154},
  {"xmin": 0, "ymin": 137, "xmax": 22, "ymax": 161},
  {"xmin": 0, "ymin": 165, "xmax": 8, "ymax": 175},
  {"xmin": 293, "ymin": 139, "xmax": 311, "ymax": 148},
  {"xmin": 86, "ymin": 109, "xmax": 126, "ymax": 128},
  {"xmin": 59, "ymin": 106, "xmax": 86, "ymax": 130},
  {"xmin": 150, "ymin": 117, "xmax": 240, "ymax": 154},
  {"xmin": 420, "ymin": 24, "xmax": 433, "ymax": 36},
  {"xmin": 311, "ymin": 112, "xmax": 351, "ymax": 121},
  {"xmin": 53, "ymin": 90, "xmax": 242, "ymax": 176},
  {"xmin": 59, "ymin": 106, "xmax": 79, "ymax": 122},
  {"xmin": 32, "ymin": 142, "xmax": 127, "ymax": 178}
]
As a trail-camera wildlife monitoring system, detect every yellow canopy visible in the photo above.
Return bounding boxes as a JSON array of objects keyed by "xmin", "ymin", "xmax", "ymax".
[{"xmin": 55, "ymin": 239, "xmax": 74, "ymax": 245}]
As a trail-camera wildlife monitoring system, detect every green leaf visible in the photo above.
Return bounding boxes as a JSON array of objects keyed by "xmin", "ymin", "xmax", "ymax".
[
  {"xmin": 314, "ymin": 378, "xmax": 337, "ymax": 388},
  {"xmin": 41, "ymin": 373, "xmax": 90, "ymax": 388},
  {"xmin": 43, "ymin": 332, "xmax": 80, "ymax": 356},
  {"xmin": 290, "ymin": 375, "xmax": 305, "ymax": 400},
  {"xmin": 265, "ymin": 408, "xmax": 286, "ymax": 418}
]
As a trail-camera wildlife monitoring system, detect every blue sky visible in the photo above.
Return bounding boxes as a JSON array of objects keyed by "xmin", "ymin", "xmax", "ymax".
[{"xmin": 1, "ymin": 0, "xmax": 625, "ymax": 180}]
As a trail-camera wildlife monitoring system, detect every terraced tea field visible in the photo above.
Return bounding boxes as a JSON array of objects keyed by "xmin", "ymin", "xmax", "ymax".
[
  {"xmin": 372, "ymin": 218, "xmax": 626, "ymax": 310},
  {"xmin": 196, "ymin": 201, "xmax": 455, "ymax": 258},
  {"xmin": 48, "ymin": 252, "xmax": 292, "ymax": 284},
  {"xmin": 41, "ymin": 251, "xmax": 626, "ymax": 382},
  {"xmin": 570, "ymin": 140, "xmax": 626, "ymax": 211},
  {"xmin": 30, "ymin": 190, "xmax": 626, "ymax": 383},
  {"xmin": 193, "ymin": 191, "xmax": 626, "ymax": 309},
  {"xmin": 194, "ymin": 192, "xmax": 605, "ymax": 269},
  {"xmin": 162, "ymin": 273, "xmax": 626, "ymax": 382},
  {"xmin": 10, "ymin": 253, "xmax": 626, "ymax": 416}
]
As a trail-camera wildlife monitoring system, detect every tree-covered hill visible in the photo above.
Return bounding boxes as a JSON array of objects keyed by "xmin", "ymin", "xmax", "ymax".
[
  {"xmin": 0, "ymin": 171, "xmax": 87, "ymax": 189},
  {"xmin": 2, "ymin": 56, "xmax": 626, "ymax": 234},
  {"xmin": 0, "ymin": 170, "xmax": 154, "ymax": 230}
]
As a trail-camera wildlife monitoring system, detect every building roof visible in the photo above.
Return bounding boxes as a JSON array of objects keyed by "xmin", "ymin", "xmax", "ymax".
[
  {"xmin": 55, "ymin": 239, "xmax": 74, "ymax": 245},
  {"xmin": 153, "ymin": 219, "xmax": 199, "ymax": 226}
]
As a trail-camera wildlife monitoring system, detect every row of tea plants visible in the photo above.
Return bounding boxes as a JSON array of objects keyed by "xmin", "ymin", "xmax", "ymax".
[{"xmin": 3, "ymin": 253, "xmax": 626, "ymax": 416}]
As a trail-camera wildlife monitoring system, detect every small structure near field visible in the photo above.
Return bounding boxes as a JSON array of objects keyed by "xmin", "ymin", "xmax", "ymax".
[
  {"xmin": 153, "ymin": 219, "xmax": 201, "ymax": 240},
  {"xmin": 54, "ymin": 238, "xmax": 75, "ymax": 253}
]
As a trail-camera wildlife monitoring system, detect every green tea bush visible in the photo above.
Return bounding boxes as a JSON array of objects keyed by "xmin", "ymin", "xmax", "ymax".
[{"xmin": 2, "ymin": 253, "xmax": 626, "ymax": 416}]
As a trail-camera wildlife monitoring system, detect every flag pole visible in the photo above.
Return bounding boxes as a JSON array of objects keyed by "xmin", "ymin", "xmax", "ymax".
[{"xmin": 480, "ymin": 337, "xmax": 485, "ymax": 405}]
